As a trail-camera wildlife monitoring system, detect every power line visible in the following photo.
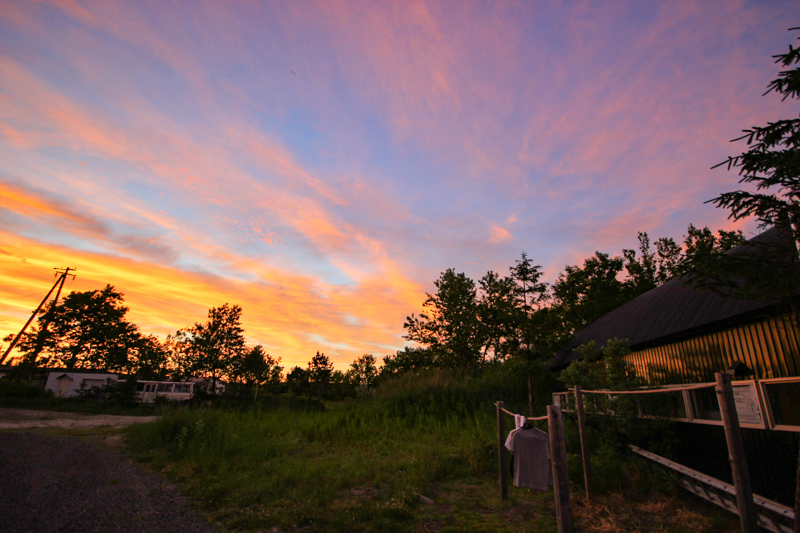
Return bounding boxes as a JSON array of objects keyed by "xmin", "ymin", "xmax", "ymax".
[{"xmin": 0, "ymin": 267, "xmax": 76, "ymax": 365}]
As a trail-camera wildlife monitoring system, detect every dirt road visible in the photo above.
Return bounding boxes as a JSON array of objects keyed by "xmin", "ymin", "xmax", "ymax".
[
  {"xmin": 0, "ymin": 407, "xmax": 159, "ymax": 430},
  {"xmin": 0, "ymin": 409, "xmax": 216, "ymax": 533}
]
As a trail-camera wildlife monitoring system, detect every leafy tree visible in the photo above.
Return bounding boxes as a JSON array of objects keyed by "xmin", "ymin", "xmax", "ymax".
[
  {"xmin": 380, "ymin": 346, "xmax": 436, "ymax": 376},
  {"xmin": 682, "ymin": 224, "xmax": 744, "ymax": 261},
  {"xmin": 622, "ymin": 232, "xmax": 659, "ymax": 295},
  {"xmin": 286, "ymin": 365, "xmax": 310, "ymax": 397},
  {"xmin": 559, "ymin": 338, "xmax": 643, "ymax": 435},
  {"xmin": 163, "ymin": 333, "xmax": 193, "ymax": 381},
  {"xmin": 477, "ymin": 271, "xmax": 519, "ymax": 362},
  {"xmin": 231, "ymin": 345, "xmax": 282, "ymax": 400},
  {"xmin": 505, "ymin": 254, "xmax": 552, "ymax": 414},
  {"xmin": 347, "ymin": 353, "xmax": 378, "ymax": 388},
  {"xmin": 552, "ymin": 252, "xmax": 628, "ymax": 335},
  {"xmin": 11, "ymin": 285, "xmax": 141, "ymax": 371},
  {"xmin": 175, "ymin": 303, "xmax": 246, "ymax": 391},
  {"xmin": 308, "ymin": 351, "xmax": 333, "ymax": 404},
  {"xmin": 622, "ymin": 226, "xmax": 743, "ymax": 292},
  {"xmin": 652, "ymin": 236, "xmax": 684, "ymax": 283},
  {"xmin": 404, "ymin": 269, "xmax": 483, "ymax": 371},
  {"xmin": 130, "ymin": 334, "xmax": 169, "ymax": 380}
]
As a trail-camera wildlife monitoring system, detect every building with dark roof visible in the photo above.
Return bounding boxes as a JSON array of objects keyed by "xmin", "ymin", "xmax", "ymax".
[
  {"xmin": 549, "ymin": 226, "xmax": 800, "ymax": 383},
  {"xmin": 547, "ymin": 226, "xmax": 800, "ymax": 507}
]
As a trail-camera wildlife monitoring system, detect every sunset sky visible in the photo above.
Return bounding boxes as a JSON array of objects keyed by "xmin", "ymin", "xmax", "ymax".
[{"xmin": 1, "ymin": 0, "xmax": 798, "ymax": 370}]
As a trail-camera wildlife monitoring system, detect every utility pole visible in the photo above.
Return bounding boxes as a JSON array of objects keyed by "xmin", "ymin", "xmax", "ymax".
[{"xmin": 0, "ymin": 267, "xmax": 75, "ymax": 365}]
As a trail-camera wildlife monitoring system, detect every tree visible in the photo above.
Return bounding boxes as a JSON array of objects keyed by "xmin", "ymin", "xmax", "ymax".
[
  {"xmin": 347, "ymin": 353, "xmax": 378, "ymax": 388},
  {"xmin": 552, "ymin": 252, "xmax": 628, "ymax": 335},
  {"xmin": 308, "ymin": 351, "xmax": 333, "ymax": 404},
  {"xmin": 230, "ymin": 345, "xmax": 282, "ymax": 400},
  {"xmin": 622, "ymin": 226, "xmax": 744, "ymax": 292},
  {"xmin": 12, "ymin": 285, "xmax": 141, "ymax": 371},
  {"xmin": 682, "ymin": 224, "xmax": 744, "ymax": 261},
  {"xmin": 510, "ymin": 252, "xmax": 548, "ymax": 313},
  {"xmin": 701, "ymin": 31, "xmax": 800, "ymax": 302},
  {"xmin": 286, "ymin": 365, "xmax": 310, "ymax": 397},
  {"xmin": 404, "ymin": 269, "xmax": 483, "ymax": 371},
  {"xmin": 380, "ymin": 346, "xmax": 436, "ymax": 376},
  {"xmin": 175, "ymin": 303, "xmax": 246, "ymax": 390},
  {"xmin": 163, "ymin": 333, "xmax": 193, "ymax": 381},
  {"xmin": 708, "ymin": 29, "xmax": 800, "ymax": 241},
  {"xmin": 623, "ymin": 232, "xmax": 659, "ymax": 295},
  {"xmin": 477, "ymin": 271, "xmax": 520, "ymax": 362},
  {"xmin": 130, "ymin": 334, "xmax": 169, "ymax": 380}
]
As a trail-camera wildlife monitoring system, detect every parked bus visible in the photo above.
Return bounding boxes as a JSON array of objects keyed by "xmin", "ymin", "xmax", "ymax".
[
  {"xmin": 134, "ymin": 379, "xmax": 226, "ymax": 403},
  {"xmin": 135, "ymin": 381, "xmax": 194, "ymax": 403}
]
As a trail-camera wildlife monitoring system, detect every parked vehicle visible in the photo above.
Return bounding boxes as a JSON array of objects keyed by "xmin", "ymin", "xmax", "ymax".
[
  {"xmin": 134, "ymin": 379, "xmax": 226, "ymax": 403},
  {"xmin": 135, "ymin": 381, "xmax": 194, "ymax": 403}
]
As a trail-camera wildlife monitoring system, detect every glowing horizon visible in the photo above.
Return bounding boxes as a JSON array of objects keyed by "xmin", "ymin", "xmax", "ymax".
[{"xmin": 1, "ymin": 1, "xmax": 796, "ymax": 370}]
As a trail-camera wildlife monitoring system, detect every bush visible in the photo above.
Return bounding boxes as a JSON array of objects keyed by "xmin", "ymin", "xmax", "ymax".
[
  {"xmin": 75, "ymin": 377, "xmax": 138, "ymax": 407},
  {"xmin": 0, "ymin": 378, "xmax": 50, "ymax": 400}
]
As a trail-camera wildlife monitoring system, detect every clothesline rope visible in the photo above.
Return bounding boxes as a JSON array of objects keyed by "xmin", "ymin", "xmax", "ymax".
[
  {"xmin": 569, "ymin": 382, "xmax": 716, "ymax": 395},
  {"xmin": 495, "ymin": 403, "xmax": 548, "ymax": 421}
]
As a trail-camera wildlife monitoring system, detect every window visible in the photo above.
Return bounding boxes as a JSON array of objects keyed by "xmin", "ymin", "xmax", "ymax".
[
  {"xmin": 688, "ymin": 387, "xmax": 721, "ymax": 422},
  {"xmin": 761, "ymin": 378, "xmax": 800, "ymax": 431},
  {"xmin": 638, "ymin": 389, "xmax": 688, "ymax": 420},
  {"xmin": 156, "ymin": 383, "xmax": 173, "ymax": 393}
]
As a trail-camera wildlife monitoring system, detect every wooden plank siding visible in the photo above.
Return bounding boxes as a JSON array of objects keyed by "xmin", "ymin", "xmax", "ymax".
[{"xmin": 625, "ymin": 313, "xmax": 800, "ymax": 384}]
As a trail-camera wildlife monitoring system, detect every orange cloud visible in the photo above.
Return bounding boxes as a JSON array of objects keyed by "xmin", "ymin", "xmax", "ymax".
[{"xmin": 0, "ymin": 229, "xmax": 425, "ymax": 370}]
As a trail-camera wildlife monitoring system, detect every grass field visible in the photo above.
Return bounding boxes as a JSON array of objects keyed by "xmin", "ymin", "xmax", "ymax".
[{"xmin": 123, "ymin": 372, "xmax": 741, "ymax": 532}]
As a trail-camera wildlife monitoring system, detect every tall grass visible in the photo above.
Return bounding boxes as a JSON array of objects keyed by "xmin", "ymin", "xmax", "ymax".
[
  {"xmin": 125, "ymin": 367, "xmax": 723, "ymax": 532},
  {"xmin": 126, "ymin": 370, "xmax": 518, "ymax": 532}
]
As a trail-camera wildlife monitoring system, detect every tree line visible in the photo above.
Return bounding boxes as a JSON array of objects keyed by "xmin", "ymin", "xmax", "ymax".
[
  {"xmin": 2, "ymin": 292, "xmax": 381, "ymax": 400},
  {"xmin": 395, "ymin": 224, "xmax": 743, "ymax": 375},
  {"xmin": 1, "ymin": 223, "xmax": 742, "ymax": 397}
]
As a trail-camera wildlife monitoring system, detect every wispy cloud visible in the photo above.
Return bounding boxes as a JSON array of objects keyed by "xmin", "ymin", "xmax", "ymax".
[{"xmin": 0, "ymin": 0, "xmax": 795, "ymax": 367}]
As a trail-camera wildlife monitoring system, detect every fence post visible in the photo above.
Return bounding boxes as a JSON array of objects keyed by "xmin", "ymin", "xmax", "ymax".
[
  {"xmin": 795, "ymin": 440, "xmax": 800, "ymax": 533},
  {"xmin": 794, "ymin": 439, "xmax": 800, "ymax": 533},
  {"xmin": 497, "ymin": 401, "xmax": 508, "ymax": 501},
  {"xmin": 548, "ymin": 405, "xmax": 574, "ymax": 533},
  {"xmin": 574, "ymin": 386, "xmax": 593, "ymax": 499},
  {"xmin": 715, "ymin": 372, "xmax": 757, "ymax": 533}
]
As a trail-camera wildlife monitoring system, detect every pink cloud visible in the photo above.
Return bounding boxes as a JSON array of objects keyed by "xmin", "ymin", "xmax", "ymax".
[{"xmin": 488, "ymin": 226, "xmax": 513, "ymax": 245}]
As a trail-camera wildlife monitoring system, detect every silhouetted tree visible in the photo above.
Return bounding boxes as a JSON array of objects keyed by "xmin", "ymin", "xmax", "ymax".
[
  {"xmin": 347, "ymin": 353, "xmax": 378, "ymax": 388},
  {"xmin": 308, "ymin": 351, "xmax": 333, "ymax": 404},
  {"xmin": 286, "ymin": 365, "xmax": 310, "ymax": 397},
  {"xmin": 130, "ymin": 334, "xmax": 169, "ymax": 380},
  {"xmin": 404, "ymin": 269, "xmax": 483, "ymax": 371},
  {"xmin": 175, "ymin": 303, "xmax": 246, "ymax": 391},
  {"xmin": 380, "ymin": 347, "xmax": 436, "ymax": 376},
  {"xmin": 11, "ymin": 285, "xmax": 140, "ymax": 372},
  {"xmin": 709, "ymin": 29, "xmax": 800, "ymax": 242},
  {"xmin": 230, "ymin": 345, "xmax": 282, "ymax": 400}
]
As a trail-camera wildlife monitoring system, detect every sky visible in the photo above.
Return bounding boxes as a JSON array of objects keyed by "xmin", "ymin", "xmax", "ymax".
[{"xmin": 1, "ymin": 0, "xmax": 798, "ymax": 371}]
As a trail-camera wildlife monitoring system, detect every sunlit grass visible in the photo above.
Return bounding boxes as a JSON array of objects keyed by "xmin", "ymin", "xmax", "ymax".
[
  {"xmin": 126, "ymin": 400, "xmax": 500, "ymax": 531},
  {"xmin": 123, "ymin": 370, "xmax": 741, "ymax": 532}
]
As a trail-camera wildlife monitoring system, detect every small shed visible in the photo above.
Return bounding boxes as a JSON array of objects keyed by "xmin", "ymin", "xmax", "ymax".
[{"xmin": 44, "ymin": 370, "xmax": 119, "ymax": 398}]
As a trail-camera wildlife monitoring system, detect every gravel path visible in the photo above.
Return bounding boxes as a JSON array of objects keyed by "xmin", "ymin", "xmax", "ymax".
[
  {"xmin": 0, "ymin": 418, "xmax": 216, "ymax": 533},
  {"xmin": 0, "ymin": 408, "xmax": 159, "ymax": 430}
]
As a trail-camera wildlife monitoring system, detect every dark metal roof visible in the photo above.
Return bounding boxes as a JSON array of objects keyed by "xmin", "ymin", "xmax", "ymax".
[{"xmin": 549, "ymin": 227, "xmax": 797, "ymax": 371}]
